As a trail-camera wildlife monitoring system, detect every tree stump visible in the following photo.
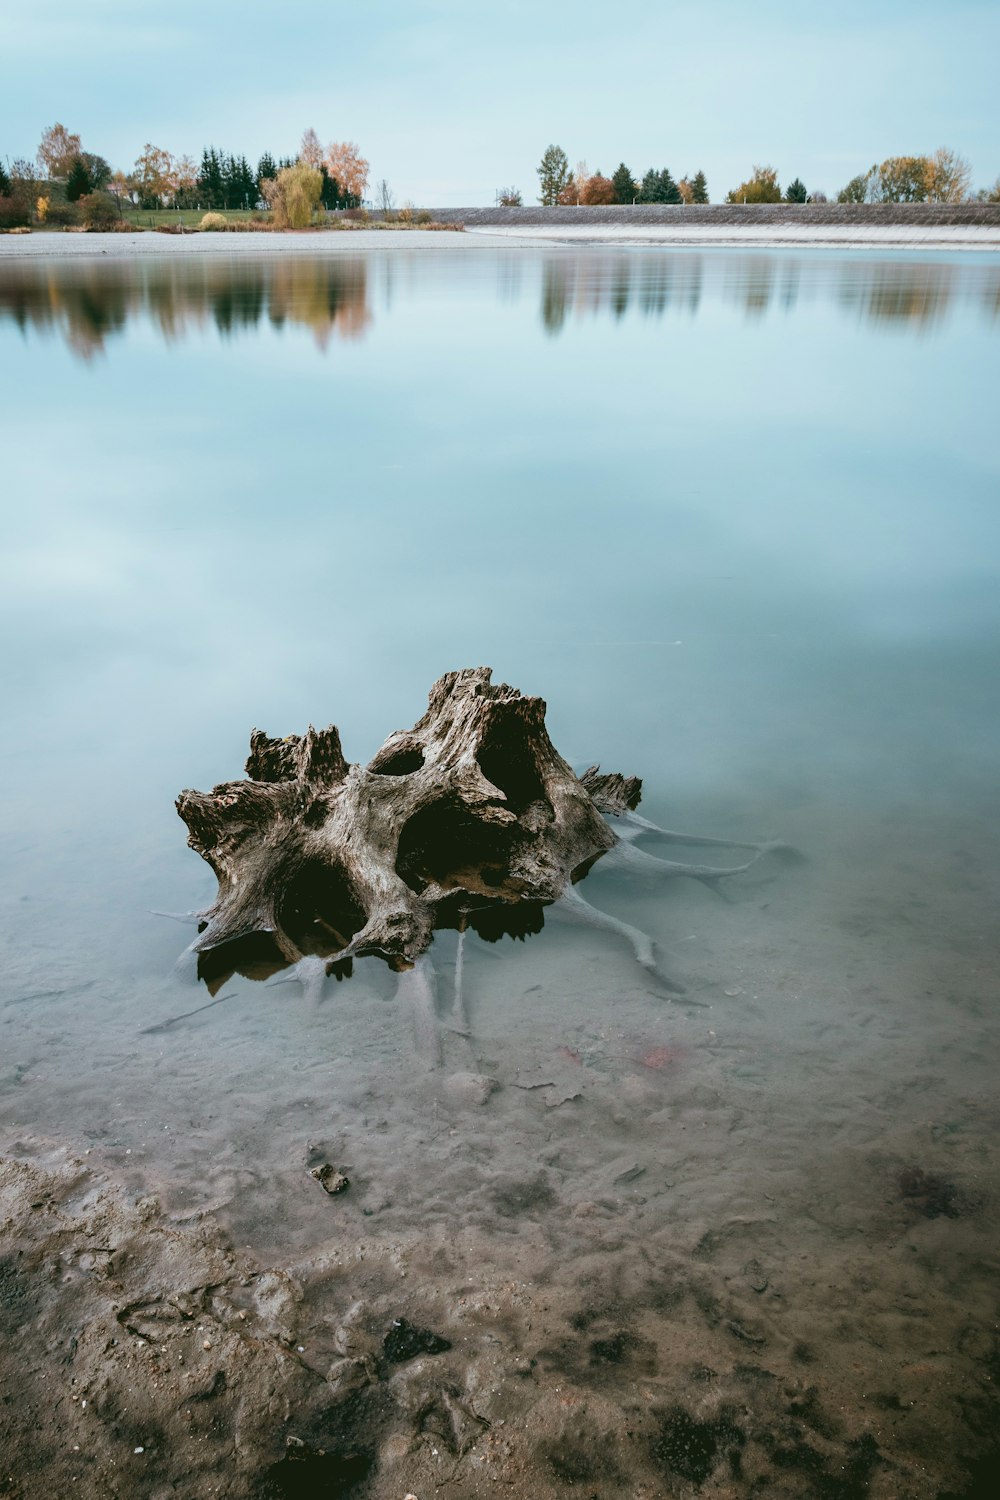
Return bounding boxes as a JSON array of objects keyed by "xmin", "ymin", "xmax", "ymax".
[
  {"xmin": 177, "ymin": 669, "xmax": 626, "ymax": 987},
  {"xmin": 176, "ymin": 667, "xmax": 793, "ymax": 999}
]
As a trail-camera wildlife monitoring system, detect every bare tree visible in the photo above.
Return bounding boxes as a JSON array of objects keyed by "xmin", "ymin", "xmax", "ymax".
[
  {"xmin": 375, "ymin": 178, "xmax": 395, "ymax": 213},
  {"xmin": 299, "ymin": 128, "xmax": 324, "ymax": 170}
]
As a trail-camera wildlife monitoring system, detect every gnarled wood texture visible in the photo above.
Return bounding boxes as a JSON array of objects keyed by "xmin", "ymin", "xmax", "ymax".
[
  {"xmin": 176, "ymin": 667, "xmax": 794, "ymax": 1000},
  {"xmin": 177, "ymin": 669, "xmax": 618, "ymax": 984}
]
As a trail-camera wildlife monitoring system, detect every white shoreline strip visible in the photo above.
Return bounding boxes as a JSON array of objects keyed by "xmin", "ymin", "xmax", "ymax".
[
  {"xmin": 0, "ymin": 225, "xmax": 998, "ymax": 260},
  {"xmin": 0, "ymin": 230, "xmax": 533, "ymax": 260},
  {"xmin": 471, "ymin": 224, "xmax": 1000, "ymax": 250}
]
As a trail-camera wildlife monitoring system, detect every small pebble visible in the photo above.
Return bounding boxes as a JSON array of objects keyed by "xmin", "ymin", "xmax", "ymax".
[
  {"xmin": 202, "ymin": 1340, "xmax": 212, "ymax": 1351},
  {"xmin": 134, "ymin": 1447, "xmax": 144, "ymax": 1454}
]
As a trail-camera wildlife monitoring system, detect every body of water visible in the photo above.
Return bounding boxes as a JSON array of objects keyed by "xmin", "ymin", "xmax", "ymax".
[{"xmin": 1, "ymin": 244, "xmax": 998, "ymax": 1498}]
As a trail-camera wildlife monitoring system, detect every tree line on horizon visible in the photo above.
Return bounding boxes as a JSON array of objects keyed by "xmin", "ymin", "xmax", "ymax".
[
  {"xmin": 528, "ymin": 145, "xmax": 1000, "ymax": 209},
  {"xmin": 533, "ymin": 147, "xmax": 708, "ymax": 206},
  {"xmin": 0, "ymin": 123, "xmax": 371, "ymax": 230}
]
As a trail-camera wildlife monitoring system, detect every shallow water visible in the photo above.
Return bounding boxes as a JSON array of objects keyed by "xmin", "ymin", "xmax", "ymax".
[{"xmin": 2, "ymin": 246, "xmax": 999, "ymax": 1495}]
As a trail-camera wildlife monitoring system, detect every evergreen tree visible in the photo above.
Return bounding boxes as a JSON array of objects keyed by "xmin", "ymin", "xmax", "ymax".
[
  {"xmin": 220, "ymin": 153, "xmax": 255, "ymax": 209},
  {"xmin": 657, "ymin": 168, "xmax": 682, "ymax": 204},
  {"xmin": 257, "ymin": 152, "xmax": 277, "ymax": 188},
  {"xmin": 0, "ymin": 160, "xmax": 11, "ymax": 196},
  {"xmin": 637, "ymin": 168, "xmax": 660, "ymax": 203},
  {"xmin": 690, "ymin": 170, "xmax": 709, "ymax": 203},
  {"xmin": 536, "ymin": 144, "xmax": 570, "ymax": 206},
  {"xmin": 612, "ymin": 162, "xmax": 636, "ymax": 204},
  {"xmin": 237, "ymin": 155, "xmax": 255, "ymax": 208},
  {"xmin": 65, "ymin": 155, "xmax": 91, "ymax": 201},
  {"xmin": 319, "ymin": 164, "xmax": 340, "ymax": 209},
  {"xmin": 785, "ymin": 177, "xmax": 808, "ymax": 202},
  {"xmin": 197, "ymin": 148, "xmax": 224, "ymax": 208}
]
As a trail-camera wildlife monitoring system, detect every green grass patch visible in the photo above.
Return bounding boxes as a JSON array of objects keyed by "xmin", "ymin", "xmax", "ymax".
[{"xmin": 123, "ymin": 208, "xmax": 263, "ymax": 229}]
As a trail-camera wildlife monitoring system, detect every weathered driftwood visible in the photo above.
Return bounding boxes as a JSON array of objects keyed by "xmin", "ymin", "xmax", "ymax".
[{"xmin": 176, "ymin": 667, "xmax": 788, "ymax": 999}]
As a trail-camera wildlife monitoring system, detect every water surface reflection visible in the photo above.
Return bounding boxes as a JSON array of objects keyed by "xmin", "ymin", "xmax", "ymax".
[{"xmin": 2, "ymin": 249, "xmax": 997, "ymax": 357}]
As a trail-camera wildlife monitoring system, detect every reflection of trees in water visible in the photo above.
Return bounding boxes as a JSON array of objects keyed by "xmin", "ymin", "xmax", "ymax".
[
  {"xmin": 0, "ymin": 259, "xmax": 371, "ymax": 357},
  {"xmin": 2, "ymin": 255, "xmax": 998, "ymax": 354},
  {"xmin": 538, "ymin": 254, "xmax": 1000, "ymax": 332},
  {"xmin": 540, "ymin": 255, "xmax": 702, "ymax": 334},
  {"xmin": 838, "ymin": 262, "xmax": 959, "ymax": 327}
]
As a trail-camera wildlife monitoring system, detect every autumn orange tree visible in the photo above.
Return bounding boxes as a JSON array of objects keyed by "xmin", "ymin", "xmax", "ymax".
[
  {"xmin": 580, "ymin": 173, "xmax": 615, "ymax": 205},
  {"xmin": 325, "ymin": 142, "xmax": 369, "ymax": 206}
]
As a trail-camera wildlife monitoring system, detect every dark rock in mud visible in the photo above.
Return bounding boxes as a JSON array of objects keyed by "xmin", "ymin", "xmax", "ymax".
[
  {"xmin": 382, "ymin": 1318, "xmax": 452, "ymax": 1365},
  {"xmin": 260, "ymin": 1441, "xmax": 372, "ymax": 1498},
  {"xmin": 310, "ymin": 1162, "xmax": 350, "ymax": 1195}
]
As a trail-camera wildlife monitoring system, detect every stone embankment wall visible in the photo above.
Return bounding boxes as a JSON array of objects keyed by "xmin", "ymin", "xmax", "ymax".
[{"xmin": 375, "ymin": 203, "xmax": 1000, "ymax": 229}]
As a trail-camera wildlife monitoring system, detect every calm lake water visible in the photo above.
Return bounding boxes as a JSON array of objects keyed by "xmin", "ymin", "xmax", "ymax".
[{"xmin": 1, "ymin": 244, "xmax": 999, "ymax": 1495}]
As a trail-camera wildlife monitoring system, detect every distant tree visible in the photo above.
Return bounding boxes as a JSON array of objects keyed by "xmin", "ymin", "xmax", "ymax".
[
  {"xmin": 65, "ymin": 156, "xmax": 91, "ymax": 201},
  {"xmin": 108, "ymin": 170, "xmax": 132, "ymax": 207},
  {"xmin": 498, "ymin": 186, "xmax": 522, "ymax": 206},
  {"xmin": 173, "ymin": 154, "xmax": 199, "ymax": 208},
  {"xmin": 637, "ymin": 167, "xmax": 681, "ymax": 204},
  {"xmin": 872, "ymin": 156, "xmax": 928, "ymax": 202},
  {"xmin": 785, "ymin": 177, "xmax": 808, "ymax": 202},
  {"xmin": 659, "ymin": 168, "xmax": 682, "ymax": 203},
  {"xmin": 690, "ymin": 170, "xmax": 709, "ymax": 203},
  {"xmin": 318, "ymin": 164, "xmax": 342, "ymax": 209},
  {"xmin": 133, "ymin": 144, "xmax": 175, "ymax": 207},
  {"xmin": 810, "ymin": 190, "xmax": 829, "ymax": 203},
  {"xmin": 612, "ymin": 162, "xmax": 637, "ymax": 204},
  {"xmin": 0, "ymin": 160, "xmax": 10, "ymax": 196},
  {"xmin": 37, "ymin": 122, "xmax": 82, "ymax": 178},
  {"xmin": 580, "ymin": 172, "xmax": 615, "ymax": 205},
  {"xmin": 256, "ymin": 152, "xmax": 278, "ymax": 194},
  {"xmin": 80, "ymin": 153, "xmax": 111, "ymax": 190},
  {"xmin": 325, "ymin": 142, "xmax": 369, "ymax": 205},
  {"xmin": 983, "ymin": 176, "xmax": 1000, "ymax": 203},
  {"xmin": 536, "ymin": 144, "xmax": 570, "ymax": 206},
  {"xmin": 299, "ymin": 128, "xmax": 324, "ymax": 171},
  {"xmin": 726, "ymin": 165, "xmax": 781, "ymax": 203},
  {"xmin": 557, "ymin": 175, "xmax": 578, "ymax": 204},
  {"xmin": 677, "ymin": 177, "xmax": 693, "ymax": 204},
  {"xmin": 222, "ymin": 154, "xmax": 256, "ymax": 209},
  {"xmin": 925, "ymin": 147, "xmax": 971, "ymax": 203},
  {"xmin": 198, "ymin": 148, "xmax": 225, "ymax": 208},
  {"xmin": 264, "ymin": 163, "xmax": 322, "ymax": 228},
  {"xmin": 375, "ymin": 178, "xmax": 396, "ymax": 212},
  {"xmin": 837, "ymin": 172, "xmax": 869, "ymax": 203}
]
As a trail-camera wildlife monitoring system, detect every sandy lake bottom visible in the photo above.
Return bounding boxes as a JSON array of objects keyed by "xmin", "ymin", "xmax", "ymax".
[{"xmin": 1, "ymin": 246, "xmax": 999, "ymax": 1498}]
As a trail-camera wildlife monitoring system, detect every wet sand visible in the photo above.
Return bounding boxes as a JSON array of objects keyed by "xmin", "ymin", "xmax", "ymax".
[{"xmin": 3, "ymin": 791, "xmax": 999, "ymax": 1498}]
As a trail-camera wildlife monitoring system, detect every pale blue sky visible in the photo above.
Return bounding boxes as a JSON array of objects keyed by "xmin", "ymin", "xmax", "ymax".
[{"xmin": 2, "ymin": 0, "xmax": 997, "ymax": 203}]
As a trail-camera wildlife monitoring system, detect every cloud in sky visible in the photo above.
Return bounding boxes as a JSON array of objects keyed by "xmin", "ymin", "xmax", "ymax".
[{"xmin": 2, "ymin": 0, "xmax": 998, "ymax": 203}]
